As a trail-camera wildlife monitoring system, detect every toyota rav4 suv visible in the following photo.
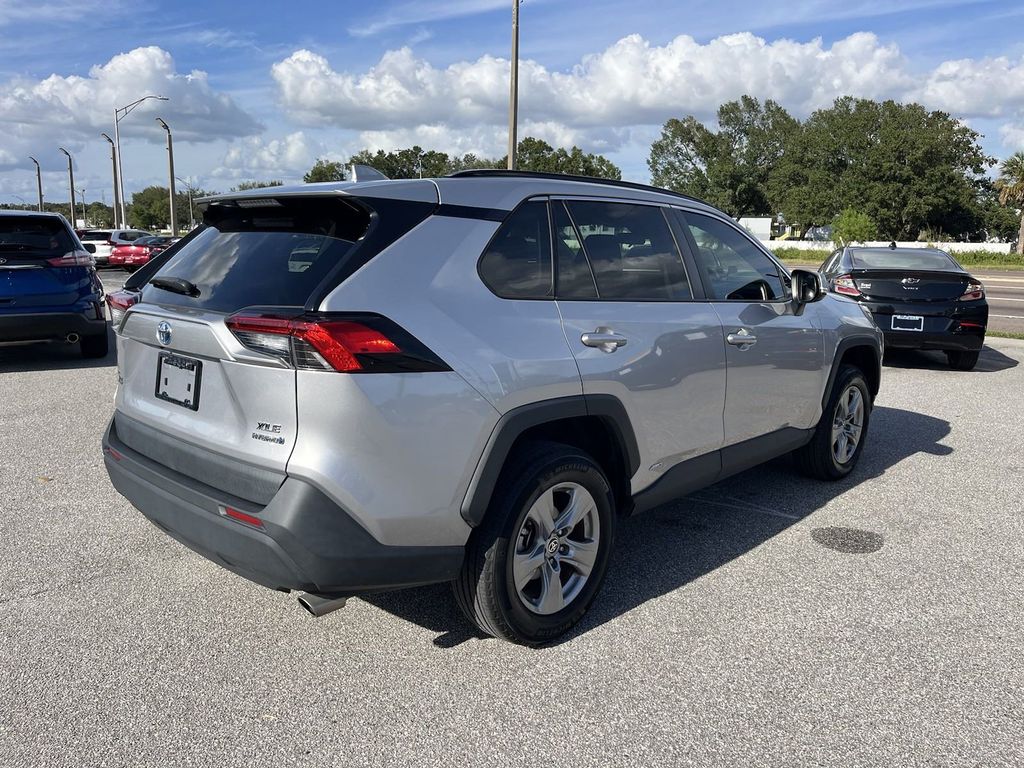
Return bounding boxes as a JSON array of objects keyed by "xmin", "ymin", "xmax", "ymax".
[{"xmin": 102, "ymin": 171, "xmax": 882, "ymax": 644}]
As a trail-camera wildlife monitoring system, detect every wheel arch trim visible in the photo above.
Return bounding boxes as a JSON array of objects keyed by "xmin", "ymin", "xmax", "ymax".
[{"xmin": 460, "ymin": 394, "xmax": 640, "ymax": 527}]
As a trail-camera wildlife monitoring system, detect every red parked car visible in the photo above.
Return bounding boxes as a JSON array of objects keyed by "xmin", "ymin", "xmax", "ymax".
[{"xmin": 108, "ymin": 236, "xmax": 176, "ymax": 271}]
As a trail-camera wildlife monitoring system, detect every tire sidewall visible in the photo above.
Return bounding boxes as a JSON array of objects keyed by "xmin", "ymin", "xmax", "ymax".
[
  {"xmin": 823, "ymin": 368, "xmax": 871, "ymax": 477},
  {"xmin": 493, "ymin": 456, "xmax": 615, "ymax": 641}
]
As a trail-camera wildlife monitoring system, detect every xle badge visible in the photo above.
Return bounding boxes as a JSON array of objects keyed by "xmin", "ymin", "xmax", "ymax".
[{"xmin": 252, "ymin": 422, "xmax": 285, "ymax": 445}]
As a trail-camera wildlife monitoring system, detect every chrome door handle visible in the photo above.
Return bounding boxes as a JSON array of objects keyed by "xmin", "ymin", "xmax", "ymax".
[
  {"xmin": 581, "ymin": 328, "xmax": 627, "ymax": 353},
  {"xmin": 726, "ymin": 329, "xmax": 758, "ymax": 348}
]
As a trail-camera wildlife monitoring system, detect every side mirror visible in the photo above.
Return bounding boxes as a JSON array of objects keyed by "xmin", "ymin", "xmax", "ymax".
[
  {"xmin": 82, "ymin": 243, "xmax": 97, "ymax": 254},
  {"xmin": 790, "ymin": 269, "xmax": 825, "ymax": 310}
]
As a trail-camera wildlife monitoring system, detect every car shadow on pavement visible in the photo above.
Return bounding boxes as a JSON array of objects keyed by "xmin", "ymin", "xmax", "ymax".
[
  {"xmin": 883, "ymin": 345, "xmax": 1018, "ymax": 373},
  {"xmin": 365, "ymin": 405, "xmax": 953, "ymax": 648},
  {"xmin": 0, "ymin": 325, "xmax": 116, "ymax": 373}
]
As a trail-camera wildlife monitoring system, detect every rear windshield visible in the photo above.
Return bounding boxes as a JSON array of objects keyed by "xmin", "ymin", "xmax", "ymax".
[
  {"xmin": 143, "ymin": 197, "xmax": 372, "ymax": 312},
  {"xmin": 851, "ymin": 249, "xmax": 959, "ymax": 271},
  {"xmin": 81, "ymin": 230, "xmax": 111, "ymax": 241},
  {"xmin": 0, "ymin": 216, "xmax": 76, "ymax": 259}
]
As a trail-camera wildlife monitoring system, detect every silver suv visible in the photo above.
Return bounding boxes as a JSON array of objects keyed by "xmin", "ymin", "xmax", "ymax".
[{"xmin": 102, "ymin": 171, "xmax": 882, "ymax": 644}]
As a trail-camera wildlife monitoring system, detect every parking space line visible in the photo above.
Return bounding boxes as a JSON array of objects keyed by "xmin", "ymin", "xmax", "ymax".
[{"xmin": 690, "ymin": 495, "xmax": 802, "ymax": 521}]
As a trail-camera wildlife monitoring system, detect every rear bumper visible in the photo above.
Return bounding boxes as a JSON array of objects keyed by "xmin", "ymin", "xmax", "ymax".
[
  {"xmin": 0, "ymin": 310, "xmax": 106, "ymax": 343},
  {"xmin": 102, "ymin": 419, "xmax": 464, "ymax": 596},
  {"xmin": 863, "ymin": 300, "xmax": 987, "ymax": 352}
]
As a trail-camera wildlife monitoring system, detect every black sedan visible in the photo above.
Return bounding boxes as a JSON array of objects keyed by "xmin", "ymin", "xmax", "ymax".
[{"xmin": 819, "ymin": 245, "xmax": 987, "ymax": 370}]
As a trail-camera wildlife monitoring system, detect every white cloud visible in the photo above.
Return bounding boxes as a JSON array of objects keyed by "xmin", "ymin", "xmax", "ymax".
[
  {"xmin": 1000, "ymin": 124, "xmax": 1024, "ymax": 151},
  {"xmin": 212, "ymin": 132, "xmax": 318, "ymax": 180},
  {"xmin": 0, "ymin": 46, "xmax": 261, "ymax": 145},
  {"xmin": 271, "ymin": 32, "xmax": 1024, "ymax": 157}
]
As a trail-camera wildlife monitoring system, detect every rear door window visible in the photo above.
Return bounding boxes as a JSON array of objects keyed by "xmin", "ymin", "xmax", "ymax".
[
  {"xmin": 478, "ymin": 200, "xmax": 553, "ymax": 299},
  {"xmin": 561, "ymin": 201, "xmax": 691, "ymax": 301},
  {"xmin": 144, "ymin": 197, "xmax": 372, "ymax": 313},
  {"xmin": 682, "ymin": 212, "xmax": 786, "ymax": 301}
]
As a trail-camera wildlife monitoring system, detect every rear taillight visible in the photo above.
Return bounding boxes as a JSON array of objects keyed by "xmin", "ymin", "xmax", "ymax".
[
  {"xmin": 833, "ymin": 274, "xmax": 861, "ymax": 297},
  {"xmin": 46, "ymin": 252, "xmax": 94, "ymax": 267},
  {"xmin": 225, "ymin": 312, "xmax": 448, "ymax": 373},
  {"xmin": 958, "ymin": 281, "xmax": 984, "ymax": 301},
  {"xmin": 106, "ymin": 290, "xmax": 140, "ymax": 327}
]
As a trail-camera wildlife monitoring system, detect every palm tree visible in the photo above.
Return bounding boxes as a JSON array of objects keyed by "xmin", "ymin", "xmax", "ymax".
[{"xmin": 995, "ymin": 151, "xmax": 1024, "ymax": 255}]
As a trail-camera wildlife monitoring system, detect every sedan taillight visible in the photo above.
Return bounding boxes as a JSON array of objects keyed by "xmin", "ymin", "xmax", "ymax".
[
  {"xmin": 958, "ymin": 281, "xmax": 985, "ymax": 301},
  {"xmin": 833, "ymin": 274, "xmax": 862, "ymax": 297}
]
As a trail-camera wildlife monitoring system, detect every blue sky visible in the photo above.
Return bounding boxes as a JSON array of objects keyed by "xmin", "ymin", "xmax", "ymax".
[{"xmin": 1, "ymin": 0, "xmax": 1023, "ymax": 205}]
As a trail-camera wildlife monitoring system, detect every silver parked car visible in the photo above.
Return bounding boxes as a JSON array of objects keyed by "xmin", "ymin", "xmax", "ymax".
[{"xmin": 102, "ymin": 172, "xmax": 883, "ymax": 644}]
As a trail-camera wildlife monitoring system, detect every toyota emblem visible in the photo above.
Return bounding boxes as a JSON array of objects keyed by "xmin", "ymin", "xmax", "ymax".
[{"xmin": 156, "ymin": 321, "xmax": 172, "ymax": 346}]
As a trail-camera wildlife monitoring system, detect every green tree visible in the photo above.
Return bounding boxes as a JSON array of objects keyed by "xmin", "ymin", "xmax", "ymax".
[
  {"xmin": 230, "ymin": 180, "xmax": 283, "ymax": 192},
  {"xmin": 85, "ymin": 202, "xmax": 113, "ymax": 228},
  {"xmin": 507, "ymin": 137, "xmax": 621, "ymax": 179},
  {"xmin": 772, "ymin": 98, "xmax": 992, "ymax": 239},
  {"xmin": 649, "ymin": 96, "xmax": 799, "ymax": 216},
  {"xmin": 831, "ymin": 208, "xmax": 878, "ymax": 246},
  {"xmin": 304, "ymin": 158, "xmax": 347, "ymax": 183},
  {"xmin": 995, "ymin": 151, "xmax": 1024, "ymax": 254},
  {"xmin": 128, "ymin": 187, "xmax": 194, "ymax": 231}
]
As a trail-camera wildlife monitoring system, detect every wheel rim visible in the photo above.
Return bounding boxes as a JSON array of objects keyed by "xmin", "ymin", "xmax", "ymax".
[
  {"xmin": 512, "ymin": 482, "xmax": 600, "ymax": 616},
  {"xmin": 831, "ymin": 384, "xmax": 865, "ymax": 465}
]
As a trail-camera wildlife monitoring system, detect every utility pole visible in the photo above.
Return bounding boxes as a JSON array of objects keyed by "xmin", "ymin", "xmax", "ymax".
[
  {"xmin": 29, "ymin": 157, "xmax": 43, "ymax": 211},
  {"xmin": 156, "ymin": 118, "xmax": 178, "ymax": 236},
  {"xmin": 58, "ymin": 148, "xmax": 77, "ymax": 227},
  {"xmin": 77, "ymin": 188, "xmax": 87, "ymax": 227},
  {"xmin": 507, "ymin": 0, "xmax": 520, "ymax": 170},
  {"xmin": 101, "ymin": 133, "xmax": 119, "ymax": 227}
]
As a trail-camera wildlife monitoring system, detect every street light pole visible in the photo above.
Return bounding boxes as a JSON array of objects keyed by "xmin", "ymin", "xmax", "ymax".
[
  {"xmin": 156, "ymin": 118, "xmax": 177, "ymax": 236},
  {"xmin": 113, "ymin": 94, "xmax": 168, "ymax": 228},
  {"xmin": 58, "ymin": 147, "xmax": 77, "ymax": 227},
  {"xmin": 101, "ymin": 133, "xmax": 119, "ymax": 228},
  {"xmin": 28, "ymin": 157, "xmax": 43, "ymax": 211},
  {"xmin": 507, "ymin": 0, "xmax": 520, "ymax": 170}
]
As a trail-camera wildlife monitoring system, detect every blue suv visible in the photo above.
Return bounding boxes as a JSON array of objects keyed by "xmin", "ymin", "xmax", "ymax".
[{"xmin": 0, "ymin": 210, "xmax": 108, "ymax": 358}]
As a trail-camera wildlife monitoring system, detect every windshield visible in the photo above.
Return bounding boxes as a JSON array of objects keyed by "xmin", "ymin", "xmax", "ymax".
[
  {"xmin": 851, "ymin": 249, "xmax": 960, "ymax": 271},
  {"xmin": 144, "ymin": 197, "xmax": 371, "ymax": 313},
  {"xmin": 0, "ymin": 216, "xmax": 76, "ymax": 258}
]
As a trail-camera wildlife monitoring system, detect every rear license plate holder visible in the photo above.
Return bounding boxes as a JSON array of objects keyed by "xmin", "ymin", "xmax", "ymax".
[
  {"xmin": 891, "ymin": 314, "xmax": 924, "ymax": 332},
  {"xmin": 155, "ymin": 352, "xmax": 202, "ymax": 410}
]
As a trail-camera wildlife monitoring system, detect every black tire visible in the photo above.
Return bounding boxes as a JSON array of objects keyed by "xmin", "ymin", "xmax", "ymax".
[
  {"xmin": 795, "ymin": 365, "xmax": 871, "ymax": 480},
  {"xmin": 946, "ymin": 350, "xmax": 980, "ymax": 371},
  {"xmin": 454, "ymin": 441, "xmax": 616, "ymax": 645},
  {"xmin": 80, "ymin": 332, "xmax": 109, "ymax": 359}
]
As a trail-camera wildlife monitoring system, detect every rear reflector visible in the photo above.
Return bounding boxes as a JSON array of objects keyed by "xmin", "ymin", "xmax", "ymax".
[
  {"xmin": 222, "ymin": 506, "xmax": 264, "ymax": 529},
  {"xmin": 225, "ymin": 311, "xmax": 447, "ymax": 373},
  {"xmin": 957, "ymin": 321, "xmax": 985, "ymax": 330}
]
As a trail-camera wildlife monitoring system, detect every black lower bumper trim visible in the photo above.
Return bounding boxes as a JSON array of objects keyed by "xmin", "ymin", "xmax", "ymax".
[
  {"xmin": 0, "ymin": 311, "xmax": 106, "ymax": 343},
  {"xmin": 882, "ymin": 330, "xmax": 984, "ymax": 352},
  {"xmin": 103, "ymin": 419, "xmax": 464, "ymax": 595}
]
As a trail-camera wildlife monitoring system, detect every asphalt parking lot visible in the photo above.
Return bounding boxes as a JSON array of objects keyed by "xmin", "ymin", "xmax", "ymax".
[{"xmin": 2, "ymin": 271, "xmax": 1023, "ymax": 767}]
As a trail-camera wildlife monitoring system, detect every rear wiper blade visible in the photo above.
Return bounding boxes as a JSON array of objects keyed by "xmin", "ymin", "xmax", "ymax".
[{"xmin": 150, "ymin": 276, "xmax": 200, "ymax": 297}]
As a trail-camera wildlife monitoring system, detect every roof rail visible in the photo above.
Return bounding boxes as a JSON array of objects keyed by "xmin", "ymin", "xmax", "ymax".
[{"xmin": 446, "ymin": 169, "xmax": 704, "ymax": 206}]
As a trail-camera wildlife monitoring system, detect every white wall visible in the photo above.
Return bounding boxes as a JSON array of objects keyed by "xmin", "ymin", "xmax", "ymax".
[{"xmin": 765, "ymin": 240, "xmax": 1013, "ymax": 254}]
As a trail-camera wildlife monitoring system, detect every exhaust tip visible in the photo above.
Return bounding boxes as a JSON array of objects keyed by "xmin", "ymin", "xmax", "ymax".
[
  {"xmin": 65, "ymin": 333, "xmax": 80, "ymax": 344},
  {"xmin": 297, "ymin": 593, "xmax": 348, "ymax": 618}
]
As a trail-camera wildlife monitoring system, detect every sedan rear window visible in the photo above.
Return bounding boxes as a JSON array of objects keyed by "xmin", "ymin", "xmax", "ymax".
[
  {"xmin": 851, "ymin": 249, "xmax": 959, "ymax": 271},
  {"xmin": 143, "ymin": 197, "xmax": 372, "ymax": 313}
]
